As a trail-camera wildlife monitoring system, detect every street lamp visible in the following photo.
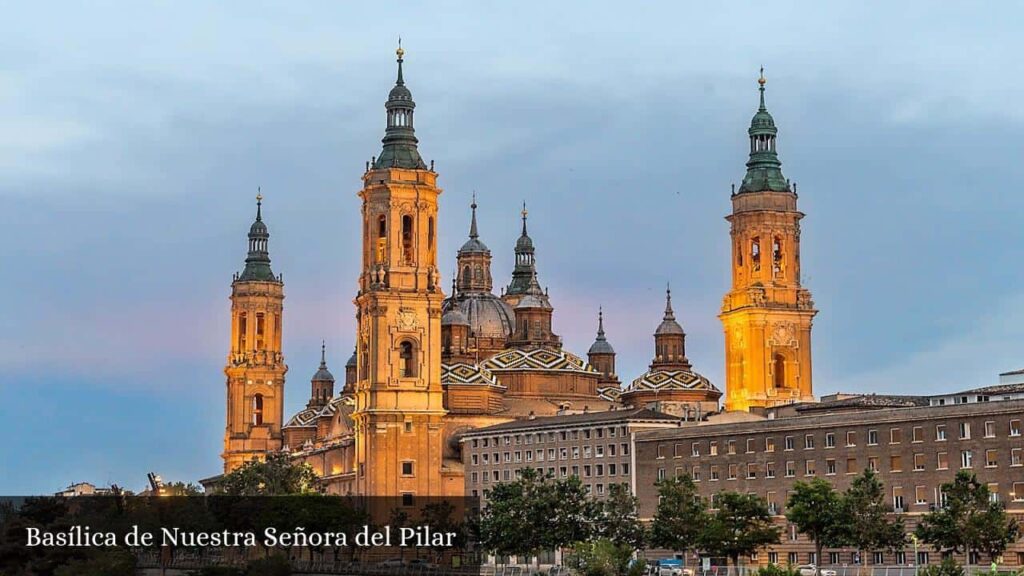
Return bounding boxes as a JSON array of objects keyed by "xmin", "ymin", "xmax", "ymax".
[{"xmin": 910, "ymin": 534, "xmax": 919, "ymax": 576}]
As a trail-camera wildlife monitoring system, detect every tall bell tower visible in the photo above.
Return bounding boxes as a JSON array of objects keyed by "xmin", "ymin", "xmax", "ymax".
[
  {"xmin": 721, "ymin": 70, "xmax": 817, "ymax": 412},
  {"xmin": 223, "ymin": 194, "xmax": 288, "ymax": 472},
  {"xmin": 352, "ymin": 44, "xmax": 447, "ymax": 497}
]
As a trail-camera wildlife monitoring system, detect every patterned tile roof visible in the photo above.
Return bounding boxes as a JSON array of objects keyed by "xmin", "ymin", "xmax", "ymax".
[
  {"xmin": 283, "ymin": 406, "xmax": 320, "ymax": 428},
  {"xmin": 441, "ymin": 362, "xmax": 503, "ymax": 387},
  {"xmin": 597, "ymin": 385, "xmax": 623, "ymax": 401},
  {"xmin": 480, "ymin": 347, "xmax": 598, "ymax": 374},
  {"xmin": 628, "ymin": 369, "xmax": 720, "ymax": 394},
  {"xmin": 461, "ymin": 407, "xmax": 680, "ymax": 435}
]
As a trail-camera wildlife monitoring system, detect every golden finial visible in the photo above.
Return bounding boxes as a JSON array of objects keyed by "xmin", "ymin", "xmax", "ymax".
[
  {"xmin": 256, "ymin": 186, "xmax": 263, "ymax": 203},
  {"xmin": 396, "ymin": 37, "xmax": 404, "ymax": 59},
  {"xmin": 521, "ymin": 201, "xmax": 528, "ymax": 219},
  {"xmin": 758, "ymin": 66, "xmax": 766, "ymax": 86}
]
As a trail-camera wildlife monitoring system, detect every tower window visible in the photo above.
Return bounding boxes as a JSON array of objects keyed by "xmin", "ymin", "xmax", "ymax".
[
  {"xmin": 773, "ymin": 237, "xmax": 784, "ymax": 276},
  {"xmin": 360, "ymin": 340, "xmax": 369, "ymax": 380},
  {"xmin": 256, "ymin": 313, "xmax": 265, "ymax": 350},
  {"xmin": 238, "ymin": 313, "xmax": 247, "ymax": 351},
  {"xmin": 774, "ymin": 354, "xmax": 786, "ymax": 389},
  {"xmin": 402, "ymin": 461, "xmax": 414, "ymax": 476},
  {"xmin": 253, "ymin": 393, "xmax": 264, "ymax": 426},
  {"xmin": 377, "ymin": 215, "xmax": 387, "ymax": 263},
  {"xmin": 402, "ymin": 215, "xmax": 414, "ymax": 264},
  {"xmin": 427, "ymin": 217, "xmax": 435, "ymax": 265},
  {"xmin": 399, "ymin": 340, "xmax": 416, "ymax": 377},
  {"xmin": 462, "ymin": 265, "xmax": 472, "ymax": 289},
  {"xmin": 751, "ymin": 237, "xmax": 761, "ymax": 272}
]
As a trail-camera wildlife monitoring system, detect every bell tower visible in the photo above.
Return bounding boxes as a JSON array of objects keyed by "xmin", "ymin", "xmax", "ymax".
[
  {"xmin": 223, "ymin": 193, "xmax": 288, "ymax": 472},
  {"xmin": 721, "ymin": 70, "xmax": 817, "ymax": 412},
  {"xmin": 352, "ymin": 44, "xmax": 447, "ymax": 497}
]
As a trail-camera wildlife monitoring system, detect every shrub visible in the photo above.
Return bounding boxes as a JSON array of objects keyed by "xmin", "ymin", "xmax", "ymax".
[
  {"xmin": 754, "ymin": 565, "xmax": 801, "ymax": 576},
  {"xmin": 919, "ymin": 558, "xmax": 964, "ymax": 576}
]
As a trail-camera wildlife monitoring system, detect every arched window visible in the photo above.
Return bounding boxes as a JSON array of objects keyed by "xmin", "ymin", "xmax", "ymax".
[
  {"xmin": 238, "ymin": 313, "xmax": 247, "ymax": 351},
  {"xmin": 774, "ymin": 354, "xmax": 786, "ymax": 389},
  {"xmin": 360, "ymin": 341, "xmax": 369, "ymax": 380},
  {"xmin": 377, "ymin": 215, "xmax": 388, "ymax": 263},
  {"xmin": 427, "ymin": 217, "xmax": 435, "ymax": 265},
  {"xmin": 474, "ymin": 266, "xmax": 483, "ymax": 281},
  {"xmin": 462, "ymin": 265, "xmax": 472, "ymax": 289},
  {"xmin": 773, "ymin": 236, "xmax": 784, "ymax": 276},
  {"xmin": 751, "ymin": 237, "xmax": 761, "ymax": 272},
  {"xmin": 256, "ymin": 313, "xmax": 265, "ymax": 350},
  {"xmin": 399, "ymin": 341, "xmax": 416, "ymax": 378},
  {"xmin": 402, "ymin": 215, "xmax": 414, "ymax": 264},
  {"xmin": 253, "ymin": 393, "xmax": 264, "ymax": 425}
]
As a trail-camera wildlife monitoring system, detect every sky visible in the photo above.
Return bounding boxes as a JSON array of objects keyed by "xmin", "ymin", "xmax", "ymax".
[{"xmin": 2, "ymin": 2, "xmax": 1023, "ymax": 494}]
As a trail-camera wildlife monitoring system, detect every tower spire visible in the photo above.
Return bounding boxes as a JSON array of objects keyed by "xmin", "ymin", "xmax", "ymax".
[
  {"xmin": 521, "ymin": 202, "xmax": 528, "ymax": 236},
  {"xmin": 373, "ymin": 41, "xmax": 426, "ymax": 170},
  {"xmin": 663, "ymin": 284, "xmax": 676, "ymax": 320},
  {"xmin": 506, "ymin": 202, "xmax": 539, "ymax": 299},
  {"xmin": 469, "ymin": 192, "xmax": 479, "ymax": 239},
  {"xmin": 738, "ymin": 67, "xmax": 789, "ymax": 194},
  {"xmin": 238, "ymin": 191, "xmax": 277, "ymax": 282},
  {"xmin": 597, "ymin": 307, "xmax": 607, "ymax": 340},
  {"xmin": 320, "ymin": 340, "xmax": 327, "ymax": 368},
  {"xmin": 758, "ymin": 66, "xmax": 766, "ymax": 111}
]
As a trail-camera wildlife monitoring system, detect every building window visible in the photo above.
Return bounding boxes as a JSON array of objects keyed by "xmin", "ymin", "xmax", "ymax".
[
  {"xmin": 961, "ymin": 450, "xmax": 973, "ymax": 469},
  {"xmin": 773, "ymin": 354, "xmax": 786, "ymax": 388},
  {"xmin": 826, "ymin": 459, "xmax": 836, "ymax": 475},
  {"xmin": 805, "ymin": 460, "xmax": 816, "ymax": 476},
  {"xmin": 376, "ymin": 215, "xmax": 388, "ymax": 263},
  {"xmin": 746, "ymin": 438, "xmax": 755, "ymax": 453},
  {"xmin": 868, "ymin": 457, "xmax": 879, "ymax": 472},
  {"xmin": 959, "ymin": 422, "xmax": 971, "ymax": 439},
  {"xmin": 868, "ymin": 429, "xmax": 878, "ymax": 445},
  {"xmin": 728, "ymin": 440, "xmax": 737, "ymax": 455},
  {"xmin": 237, "ymin": 313, "xmax": 247, "ymax": 350},
  {"xmin": 404, "ymin": 421, "xmax": 413, "ymax": 433},
  {"xmin": 690, "ymin": 465, "xmax": 699, "ymax": 481},
  {"xmin": 896, "ymin": 551, "xmax": 906, "ymax": 565},
  {"xmin": 890, "ymin": 428, "xmax": 902, "ymax": 444},
  {"xmin": 728, "ymin": 464, "xmax": 738, "ymax": 480},
  {"xmin": 657, "ymin": 468, "xmax": 666, "ymax": 481},
  {"xmin": 401, "ymin": 215, "xmax": 414, "ymax": 264},
  {"xmin": 673, "ymin": 443, "xmax": 684, "ymax": 458},
  {"xmin": 401, "ymin": 493, "xmax": 414, "ymax": 507},
  {"xmin": 788, "ymin": 553, "xmax": 798, "ymax": 565},
  {"xmin": 252, "ymin": 393, "xmax": 264, "ymax": 426},
  {"xmin": 984, "ymin": 421, "xmax": 996, "ymax": 438},
  {"xmin": 915, "ymin": 486, "xmax": 927, "ymax": 504},
  {"xmin": 914, "ymin": 453, "xmax": 925, "ymax": 471},
  {"xmin": 890, "ymin": 455, "xmax": 902, "ymax": 472},
  {"xmin": 399, "ymin": 341, "xmax": 416, "ymax": 377},
  {"xmin": 766, "ymin": 462, "xmax": 776, "ymax": 478},
  {"xmin": 769, "ymin": 552, "xmax": 778, "ymax": 565},
  {"xmin": 401, "ymin": 461, "xmax": 414, "ymax": 476},
  {"xmin": 937, "ymin": 452, "xmax": 949, "ymax": 470},
  {"xmin": 657, "ymin": 444, "xmax": 666, "ymax": 459},
  {"xmin": 696, "ymin": 442, "xmax": 705, "ymax": 457},
  {"xmin": 912, "ymin": 426, "xmax": 924, "ymax": 443},
  {"xmin": 785, "ymin": 436, "xmax": 795, "ymax": 451},
  {"xmin": 936, "ymin": 425, "xmax": 947, "ymax": 441},
  {"xmin": 1011, "ymin": 419, "xmax": 1021, "ymax": 437},
  {"xmin": 873, "ymin": 552, "xmax": 885, "ymax": 565},
  {"xmin": 1012, "ymin": 448, "xmax": 1022, "ymax": 466},
  {"xmin": 747, "ymin": 463, "xmax": 757, "ymax": 479},
  {"xmin": 710, "ymin": 465, "xmax": 719, "ymax": 481},
  {"xmin": 846, "ymin": 431, "xmax": 856, "ymax": 447},
  {"xmin": 986, "ymin": 449, "xmax": 998, "ymax": 468},
  {"xmin": 804, "ymin": 435, "xmax": 815, "ymax": 449},
  {"xmin": 786, "ymin": 461, "xmax": 796, "ymax": 477},
  {"xmin": 829, "ymin": 552, "xmax": 840, "ymax": 565},
  {"xmin": 1012, "ymin": 483, "xmax": 1024, "ymax": 502},
  {"xmin": 765, "ymin": 437, "xmax": 775, "ymax": 452},
  {"xmin": 846, "ymin": 457, "xmax": 857, "ymax": 474},
  {"xmin": 988, "ymin": 484, "xmax": 999, "ymax": 503},
  {"xmin": 917, "ymin": 552, "xmax": 929, "ymax": 566},
  {"xmin": 825, "ymin": 433, "xmax": 835, "ymax": 448},
  {"xmin": 893, "ymin": 486, "xmax": 904, "ymax": 511}
]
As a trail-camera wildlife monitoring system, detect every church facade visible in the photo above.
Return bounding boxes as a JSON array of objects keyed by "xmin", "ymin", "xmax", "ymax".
[{"xmin": 214, "ymin": 49, "xmax": 811, "ymax": 497}]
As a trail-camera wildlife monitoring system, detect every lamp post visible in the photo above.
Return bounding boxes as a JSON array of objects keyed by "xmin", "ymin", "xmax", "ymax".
[{"xmin": 910, "ymin": 534, "xmax": 919, "ymax": 576}]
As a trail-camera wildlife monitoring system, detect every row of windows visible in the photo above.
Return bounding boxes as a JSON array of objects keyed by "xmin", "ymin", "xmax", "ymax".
[
  {"xmin": 659, "ymin": 420, "xmax": 1023, "ymax": 459},
  {"xmin": 657, "ymin": 447, "xmax": 1024, "ymax": 483},
  {"xmin": 469, "ymin": 463, "xmax": 631, "ymax": 485},
  {"xmin": 471, "ymin": 425, "xmax": 629, "ymax": 449},
  {"xmin": 767, "ymin": 548, "xmax": 1024, "ymax": 567},
  {"xmin": 471, "ymin": 443, "xmax": 630, "ymax": 466}
]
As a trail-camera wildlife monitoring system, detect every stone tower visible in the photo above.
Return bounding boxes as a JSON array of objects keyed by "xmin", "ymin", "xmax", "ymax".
[
  {"xmin": 222, "ymin": 194, "xmax": 288, "ymax": 473},
  {"xmin": 721, "ymin": 70, "xmax": 817, "ymax": 412},
  {"xmin": 352, "ymin": 44, "xmax": 448, "ymax": 498},
  {"xmin": 308, "ymin": 342, "xmax": 335, "ymax": 409},
  {"xmin": 587, "ymin": 308, "xmax": 619, "ymax": 388}
]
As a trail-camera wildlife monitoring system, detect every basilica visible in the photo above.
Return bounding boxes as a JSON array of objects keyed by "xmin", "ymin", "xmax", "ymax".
[{"xmin": 213, "ymin": 48, "xmax": 816, "ymax": 497}]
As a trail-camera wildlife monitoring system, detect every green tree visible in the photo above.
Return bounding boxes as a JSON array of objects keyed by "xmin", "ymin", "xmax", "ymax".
[
  {"xmin": 477, "ymin": 468, "xmax": 598, "ymax": 564},
  {"xmin": 786, "ymin": 479, "xmax": 849, "ymax": 575},
  {"xmin": 649, "ymin": 475, "xmax": 707, "ymax": 559},
  {"xmin": 220, "ymin": 452, "xmax": 320, "ymax": 495},
  {"xmin": 596, "ymin": 483, "xmax": 646, "ymax": 551},
  {"xmin": 915, "ymin": 471, "xmax": 1020, "ymax": 565},
  {"xmin": 843, "ymin": 469, "xmax": 906, "ymax": 574},
  {"xmin": 700, "ymin": 492, "xmax": 781, "ymax": 571},
  {"xmin": 568, "ymin": 538, "xmax": 645, "ymax": 576}
]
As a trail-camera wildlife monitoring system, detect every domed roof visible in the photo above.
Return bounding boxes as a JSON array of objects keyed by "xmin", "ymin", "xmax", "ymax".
[
  {"xmin": 515, "ymin": 294, "xmax": 551, "ymax": 310},
  {"xmin": 388, "ymin": 83, "xmax": 413, "ymax": 102},
  {"xmin": 481, "ymin": 347, "xmax": 598, "ymax": 374},
  {"xmin": 588, "ymin": 308, "xmax": 615, "ymax": 355},
  {"xmin": 459, "ymin": 237, "xmax": 489, "ymax": 254},
  {"xmin": 441, "ymin": 362, "xmax": 503, "ymax": 388},
  {"xmin": 443, "ymin": 293, "xmax": 515, "ymax": 339},
  {"xmin": 442, "ymin": 307, "xmax": 470, "ymax": 326},
  {"xmin": 346, "ymin": 349, "xmax": 357, "ymax": 368},
  {"xmin": 311, "ymin": 343, "xmax": 335, "ymax": 382},
  {"xmin": 249, "ymin": 219, "xmax": 268, "ymax": 236},
  {"xmin": 627, "ymin": 369, "xmax": 720, "ymax": 396},
  {"xmin": 655, "ymin": 287, "xmax": 685, "ymax": 335}
]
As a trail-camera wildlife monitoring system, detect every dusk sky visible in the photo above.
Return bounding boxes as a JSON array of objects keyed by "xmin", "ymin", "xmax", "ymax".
[{"xmin": 3, "ymin": 2, "xmax": 1023, "ymax": 494}]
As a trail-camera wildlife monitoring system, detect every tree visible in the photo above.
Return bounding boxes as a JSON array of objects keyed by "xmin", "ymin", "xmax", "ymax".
[
  {"xmin": 477, "ymin": 468, "xmax": 598, "ymax": 564},
  {"xmin": 915, "ymin": 471, "xmax": 1020, "ymax": 565},
  {"xmin": 786, "ymin": 479, "xmax": 849, "ymax": 574},
  {"xmin": 649, "ymin": 475, "xmax": 707, "ymax": 559},
  {"xmin": 700, "ymin": 492, "xmax": 781, "ymax": 571},
  {"xmin": 220, "ymin": 452, "xmax": 320, "ymax": 495},
  {"xmin": 843, "ymin": 469, "xmax": 906, "ymax": 574},
  {"xmin": 596, "ymin": 483, "xmax": 646, "ymax": 551},
  {"xmin": 569, "ymin": 538, "xmax": 646, "ymax": 576}
]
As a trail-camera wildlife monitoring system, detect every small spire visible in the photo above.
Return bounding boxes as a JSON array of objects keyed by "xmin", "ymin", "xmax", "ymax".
[
  {"xmin": 596, "ymin": 307, "xmax": 606, "ymax": 339},
  {"xmin": 451, "ymin": 273, "xmax": 457, "ymax": 296},
  {"xmin": 758, "ymin": 66, "xmax": 767, "ymax": 111},
  {"xmin": 256, "ymin": 187, "xmax": 263, "ymax": 221},
  {"xmin": 469, "ymin": 192, "xmax": 479, "ymax": 239},
  {"xmin": 521, "ymin": 201, "xmax": 529, "ymax": 236},
  {"xmin": 320, "ymin": 340, "xmax": 327, "ymax": 368},
  {"xmin": 664, "ymin": 284, "xmax": 676, "ymax": 320},
  {"xmin": 396, "ymin": 38, "xmax": 405, "ymax": 85}
]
